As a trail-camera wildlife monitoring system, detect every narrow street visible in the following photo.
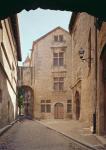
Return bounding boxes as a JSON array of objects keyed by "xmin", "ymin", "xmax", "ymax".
[
  {"xmin": 0, "ymin": 119, "xmax": 105, "ymax": 150},
  {"xmin": 0, "ymin": 119, "xmax": 78, "ymax": 150}
]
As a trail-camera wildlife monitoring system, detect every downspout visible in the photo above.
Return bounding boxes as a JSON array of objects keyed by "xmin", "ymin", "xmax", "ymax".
[{"xmin": 93, "ymin": 17, "xmax": 98, "ymax": 134}]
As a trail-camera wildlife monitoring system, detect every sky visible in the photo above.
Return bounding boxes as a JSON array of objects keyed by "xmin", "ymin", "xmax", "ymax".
[{"xmin": 18, "ymin": 9, "xmax": 72, "ymax": 64}]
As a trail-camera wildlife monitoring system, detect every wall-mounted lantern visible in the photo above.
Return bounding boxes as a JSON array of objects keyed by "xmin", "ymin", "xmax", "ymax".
[{"xmin": 79, "ymin": 48, "xmax": 93, "ymax": 62}]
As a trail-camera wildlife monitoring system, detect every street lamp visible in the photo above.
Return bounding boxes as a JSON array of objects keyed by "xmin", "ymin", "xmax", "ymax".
[
  {"xmin": 79, "ymin": 48, "xmax": 93, "ymax": 62},
  {"xmin": 79, "ymin": 48, "xmax": 85, "ymax": 60}
]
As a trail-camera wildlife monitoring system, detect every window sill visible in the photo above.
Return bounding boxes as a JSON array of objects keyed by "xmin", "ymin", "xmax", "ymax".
[
  {"xmin": 52, "ymin": 65, "xmax": 66, "ymax": 68},
  {"xmin": 52, "ymin": 90, "xmax": 67, "ymax": 93}
]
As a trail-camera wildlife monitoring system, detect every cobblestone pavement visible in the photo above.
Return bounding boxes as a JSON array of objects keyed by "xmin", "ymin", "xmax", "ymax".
[{"xmin": 0, "ymin": 119, "xmax": 105, "ymax": 150}]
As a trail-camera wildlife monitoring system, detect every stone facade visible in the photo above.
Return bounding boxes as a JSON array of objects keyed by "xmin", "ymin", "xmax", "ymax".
[
  {"xmin": 69, "ymin": 12, "xmax": 106, "ymax": 135},
  {"xmin": 18, "ymin": 66, "xmax": 32, "ymax": 87},
  {"xmin": 69, "ymin": 13, "xmax": 96, "ymax": 127},
  {"xmin": 96, "ymin": 21, "xmax": 106, "ymax": 135},
  {"xmin": 18, "ymin": 57, "xmax": 34, "ymax": 117},
  {"xmin": 0, "ymin": 16, "xmax": 21, "ymax": 128},
  {"xmin": 30, "ymin": 27, "xmax": 72, "ymax": 119}
]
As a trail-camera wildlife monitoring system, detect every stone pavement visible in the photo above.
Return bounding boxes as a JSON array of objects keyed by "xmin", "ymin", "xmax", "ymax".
[
  {"xmin": 0, "ymin": 119, "xmax": 96, "ymax": 150},
  {"xmin": 39, "ymin": 119, "xmax": 106, "ymax": 149}
]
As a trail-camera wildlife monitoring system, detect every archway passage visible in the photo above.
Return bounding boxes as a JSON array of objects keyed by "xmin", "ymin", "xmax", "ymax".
[
  {"xmin": 101, "ymin": 46, "xmax": 106, "ymax": 134},
  {"xmin": 54, "ymin": 103, "xmax": 64, "ymax": 119},
  {"xmin": 75, "ymin": 91, "xmax": 80, "ymax": 120},
  {"xmin": 18, "ymin": 86, "xmax": 34, "ymax": 118},
  {"xmin": 0, "ymin": 1, "xmax": 106, "ymax": 20}
]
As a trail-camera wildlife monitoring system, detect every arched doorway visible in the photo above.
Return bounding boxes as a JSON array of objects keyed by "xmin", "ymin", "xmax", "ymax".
[
  {"xmin": 18, "ymin": 86, "xmax": 34, "ymax": 118},
  {"xmin": 101, "ymin": 45, "xmax": 106, "ymax": 134},
  {"xmin": 75, "ymin": 91, "xmax": 80, "ymax": 120},
  {"xmin": 54, "ymin": 103, "xmax": 64, "ymax": 119}
]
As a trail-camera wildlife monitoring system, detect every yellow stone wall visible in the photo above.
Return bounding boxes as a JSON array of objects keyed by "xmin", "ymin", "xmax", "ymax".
[
  {"xmin": 0, "ymin": 19, "xmax": 18, "ymax": 127},
  {"xmin": 70, "ymin": 13, "xmax": 97, "ymax": 126},
  {"xmin": 31, "ymin": 27, "xmax": 72, "ymax": 119}
]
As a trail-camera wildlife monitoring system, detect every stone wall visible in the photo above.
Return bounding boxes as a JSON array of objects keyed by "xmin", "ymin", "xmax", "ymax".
[
  {"xmin": 0, "ymin": 18, "xmax": 19, "ymax": 128},
  {"xmin": 31, "ymin": 27, "xmax": 72, "ymax": 119},
  {"xmin": 69, "ymin": 13, "xmax": 97, "ymax": 127},
  {"xmin": 96, "ymin": 22, "xmax": 106, "ymax": 135}
]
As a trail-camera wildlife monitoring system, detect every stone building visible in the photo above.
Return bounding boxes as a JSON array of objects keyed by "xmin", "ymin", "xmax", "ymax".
[
  {"xmin": 0, "ymin": 15, "xmax": 21, "ymax": 128},
  {"xmin": 69, "ymin": 12, "xmax": 106, "ymax": 135},
  {"xmin": 18, "ymin": 56, "xmax": 34, "ymax": 117},
  {"xmin": 69, "ymin": 12, "xmax": 96, "ymax": 126},
  {"xmin": 96, "ymin": 21, "xmax": 106, "ymax": 135},
  {"xmin": 30, "ymin": 27, "xmax": 72, "ymax": 119}
]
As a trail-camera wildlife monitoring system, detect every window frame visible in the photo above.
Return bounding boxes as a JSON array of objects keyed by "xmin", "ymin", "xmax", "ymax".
[
  {"xmin": 59, "ymin": 35, "xmax": 63, "ymax": 42},
  {"xmin": 53, "ymin": 77, "xmax": 64, "ymax": 91},
  {"xmin": 41, "ymin": 100, "xmax": 51, "ymax": 113},
  {"xmin": 67, "ymin": 100, "xmax": 72, "ymax": 113},
  {"xmin": 53, "ymin": 52, "xmax": 64, "ymax": 67},
  {"xmin": 54, "ymin": 35, "xmax": 64, "ymax": 42}
]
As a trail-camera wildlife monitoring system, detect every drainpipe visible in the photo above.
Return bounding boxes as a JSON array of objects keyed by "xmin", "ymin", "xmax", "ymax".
[{"xmin": 93, "ymin": 17, "xmax": 98, "ymax": 134}]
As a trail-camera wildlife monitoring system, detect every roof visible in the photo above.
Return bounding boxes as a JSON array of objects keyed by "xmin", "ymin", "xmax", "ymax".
[
  {"xmin": 33, "ymin": 26, "xmax": 69, "ymax": 46},
  {"xmin": 0, "ymin": 1, "xmax": 106, "ymax": 20},
  {"xmin": 24, "ymin": 55, "xmax": 30, "ymax": 63},
  {"xmin": 10, "ymin": 15, "xmax": 22, "ymax": 61}
]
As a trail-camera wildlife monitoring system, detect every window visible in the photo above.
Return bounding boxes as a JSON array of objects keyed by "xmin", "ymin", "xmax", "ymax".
[
  {"xmin": 41, "ymin": 100, "xmax": 45, "ymax": 103},
  {"xmin": 41, "ymin": 100, "xmax": 51, "ymax": 113},
  {"xmin": 59, "ymin": 52, "xmax": 64, "ymax": 66},
  {"xmin": 0, "ymin": 89, "xmax": 2, "ymax": 103},
  {"xmin": 46, "ymin": 100, "xmax": 51, "ymax": 103},
  {"xmin": 53, "ymin": 77, "xmax": 64, "ymax": 91},
  {"xmin": 41, "ymin": 104, "xmax": 45, "ymax": 112},
  {"xmin": 59, "ymin": 35, "xmax": 63, "ymax": 42},
  {"xmin": 53, "ymin": 52, "xmax": 64, "ymax": 66},
  {"xmin": 67, "ymin": 100, "xmax": 72, "ymax": 113},
  {"xmin": 54, "ymin": 35, "xmax": 58, "ymax": 42},
  {"xmin": 46, "ymin": 104, "xmax": 51, "ymax": 112},
  {"xmin": 54, "ymin": 35, "xmax": 64, "ymax": 42}
]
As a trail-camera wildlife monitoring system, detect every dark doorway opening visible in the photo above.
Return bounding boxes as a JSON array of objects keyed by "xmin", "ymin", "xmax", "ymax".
[
  {"xmin": 18, "ymin": 86, "xmax": 34, "ymax": 118},
  {"xmin": 75, "ymin": 91, "xmax": 80, "ymax": 120},
  {"xmin": 101, "ymin": 45, "xmax": 106, "ymax": 134}
]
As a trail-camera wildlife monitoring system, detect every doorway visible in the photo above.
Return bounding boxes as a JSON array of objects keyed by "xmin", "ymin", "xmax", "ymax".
[
  {"xmin": 101, "ymin": 46, "xmax": 106, "ymax": 134},
  {"xmin": 8, "ymin": 100, "xmax": 10, "ymax": 122},
  {"xmin": 75, "ymin": 91, "xmax": 80, "ymax": 120},
  {"xmin": 54, "ymin": 103, "xmax": 64, "ymax": 119}
]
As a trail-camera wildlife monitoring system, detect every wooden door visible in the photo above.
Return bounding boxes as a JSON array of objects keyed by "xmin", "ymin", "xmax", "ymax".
[{"xmin": 54, "ymin": 103, "xmax": 64, "ymax": 119}]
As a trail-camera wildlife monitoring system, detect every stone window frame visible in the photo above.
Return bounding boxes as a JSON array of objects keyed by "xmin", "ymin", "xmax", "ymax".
[
  {"xmin": 53, "ymin": 77, "xmax": 64, "ymax": 91},
  {"xmin": 41, "ymin": 100, "xmax": 51, "ymax": 113},
  {"xmin": 67, "ymin": 99, "xmax": 72, "ymax": 113},
  {"xmin": 53, "ymin": 52, "xmax": 64, "ymax": 66},
  {"xmin": 54, "ymin": 34, "xmax": 64, "ymax": 42}
]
